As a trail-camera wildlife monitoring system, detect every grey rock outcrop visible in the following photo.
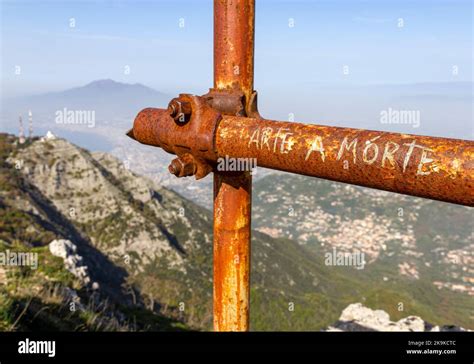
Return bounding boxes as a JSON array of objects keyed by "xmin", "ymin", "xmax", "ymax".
[
  {"xmin": 326, "ymin": 303, "xmax": 468, "ymax": 332},
  {"xmin": 49, "ymin": 239, "xmax": 93, "ymax": 287}
]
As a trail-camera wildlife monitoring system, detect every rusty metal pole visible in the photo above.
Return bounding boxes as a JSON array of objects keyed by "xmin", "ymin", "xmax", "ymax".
[{"xmin": 212, "ymin": 0, "xmax": 255, "ymax": 331}]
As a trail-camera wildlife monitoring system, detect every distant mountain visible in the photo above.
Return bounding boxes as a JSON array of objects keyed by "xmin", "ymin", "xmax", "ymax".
[
  {"xmin": 0, "ymin": 79, "xmax": 171, "ymax": 151},
  {"xmin": 32, "ymin": 79, "xmax": 168, "ymax": 110},
  {"xmin": 1, "ymin": 79, "xmax": 170, "ymax": 130}
]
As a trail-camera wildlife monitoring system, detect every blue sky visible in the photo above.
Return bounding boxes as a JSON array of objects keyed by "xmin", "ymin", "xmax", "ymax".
[{"xmin": 1, "ymin": 0, "xmax": 472, "ymax": 98}]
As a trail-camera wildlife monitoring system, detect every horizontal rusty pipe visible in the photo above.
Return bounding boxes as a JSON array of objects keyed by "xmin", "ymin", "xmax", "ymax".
[
  {"xmin": 130, "ymin": 106, "xmax": 474, "ymax": 206},
  {"xmin": 216, "ymin": 116, "xmax": 474, "ymax": 206}
]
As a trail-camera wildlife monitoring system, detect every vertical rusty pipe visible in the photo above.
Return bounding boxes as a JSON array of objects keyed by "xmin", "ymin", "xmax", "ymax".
[
  {"xmin": 213, "ymin": 0, "xmax": 255, "ymax": 331},
  {"xmin": 214, "ymin": 0, "xmax": 255, "ymax": 104}
]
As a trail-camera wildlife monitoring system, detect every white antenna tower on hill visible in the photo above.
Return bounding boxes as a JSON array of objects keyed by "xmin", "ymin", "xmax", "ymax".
[
  {"xmin": 19, "ymin": 115, "xmax": 25, "ymax": 144},
  {"xmin": 28, "ymin": 110, "xmax": 33, "ymax": 139}
]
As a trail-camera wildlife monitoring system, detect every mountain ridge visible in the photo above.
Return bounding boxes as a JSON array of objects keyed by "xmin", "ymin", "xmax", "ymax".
[{"xmin": 0, "ymin": 133, "xmax": 472, "ymax": 330}]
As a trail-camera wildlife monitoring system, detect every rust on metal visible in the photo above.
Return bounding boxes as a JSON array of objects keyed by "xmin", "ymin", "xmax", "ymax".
[
  {"xmin": 214, "ymin": 0, "xmax": 255, "ymax": 110},
  {"xmin": 202, "ymin": 88, "xmax": 245, "ymax": 116},
  {"xmin": 212, "ymin": 0, "xmax": 255, "ymax": 331},
  {"xmin": 213, "ymin": 171, "xmax": 252, "ymax": 332},
  {"xmin": 129, "ymin": 102, "xmax": 474, "ymax": 206},
  {"xmin": 216, "ymin": 116, "xmax": 474, "ymax": 206},
  {"xmin": 130, "ymin": 94, "xmax": 220, "ymax": 179},
  {"xmin": 168, "ymin": 153, "xmax": 198, "ymax": 178},
  {"xmin": 168, "ymin": 98, "xmax": 192, "ymax": 124}
]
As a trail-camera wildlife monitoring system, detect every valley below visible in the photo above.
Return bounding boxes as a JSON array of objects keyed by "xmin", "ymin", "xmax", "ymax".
[{"xmin": 1, "ymin": 80, "xmax": 472, "ymax": 331}]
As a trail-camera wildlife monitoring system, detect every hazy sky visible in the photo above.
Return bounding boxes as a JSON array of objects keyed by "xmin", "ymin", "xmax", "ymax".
[{"xmin": 1, "ymin": 0, "xmax": 472, "ymax": 98}]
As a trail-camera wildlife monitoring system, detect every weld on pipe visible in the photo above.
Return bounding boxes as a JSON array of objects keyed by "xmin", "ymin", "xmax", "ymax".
[{"xmin": 213, "ymin": 0, "xmax": 255, "ymax": 332}]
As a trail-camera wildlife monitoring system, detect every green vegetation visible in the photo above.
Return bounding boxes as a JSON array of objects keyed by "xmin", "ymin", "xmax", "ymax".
[
  {"xmin": 0, "ymin": 242, "xmax": 187, "ymax": 331},
  {"xmin": 0, "ymin": 134, "xmax": 189, "ymax": 331},
  {"xmin": 1, "ymin": 133, "xmax": 471, "ymax": 332},
  {"xmin": 251, "ymin": 173, "xmax": 474, "ymax": 330}
]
